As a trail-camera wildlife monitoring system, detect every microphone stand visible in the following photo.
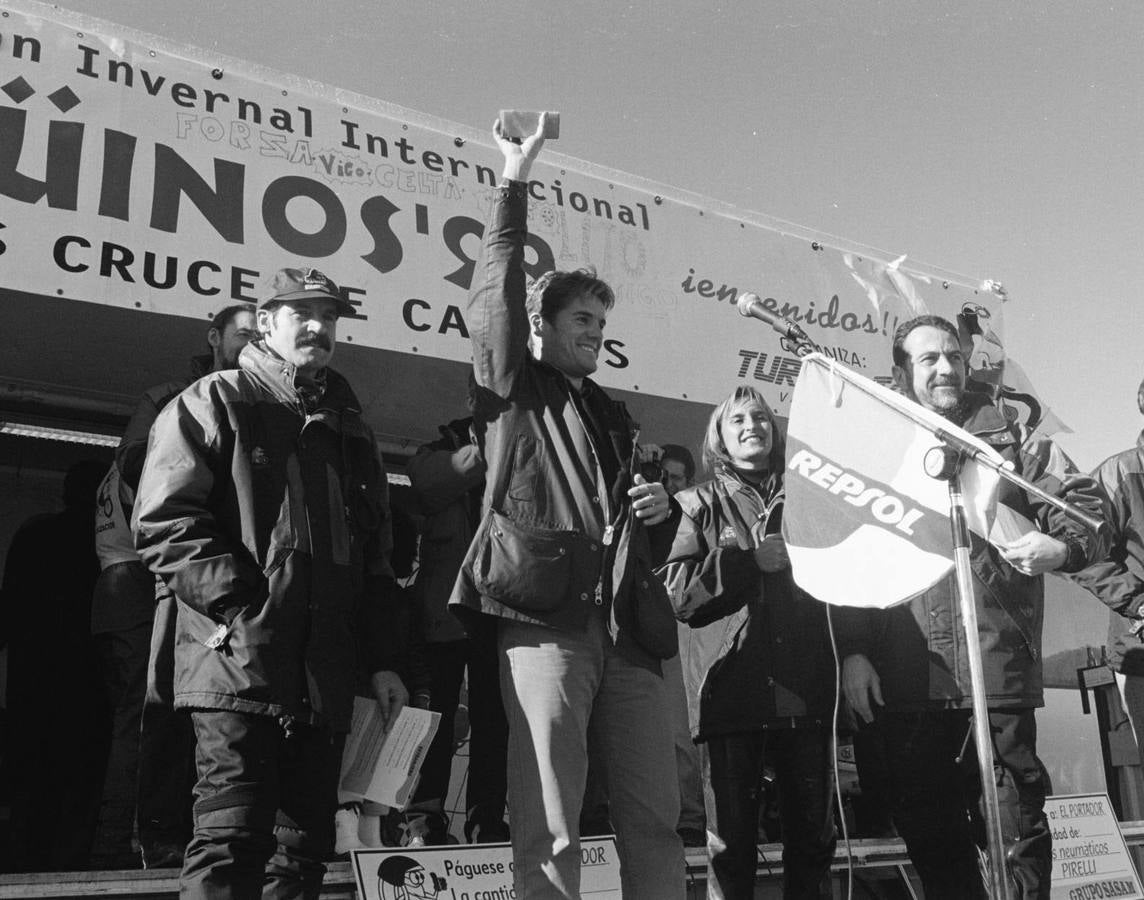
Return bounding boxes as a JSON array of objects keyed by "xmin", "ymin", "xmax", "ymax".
[
  {"xmin": 925, "ymin": 445, "xmax": 1015, "ymax": 900},
  {"xmin": 769, "ymin": 313, "xmax": 1104, "ymax": 899},
  {"xmin": 921, "ymin": 437, "xmax": 1100, "ymax": 900}
]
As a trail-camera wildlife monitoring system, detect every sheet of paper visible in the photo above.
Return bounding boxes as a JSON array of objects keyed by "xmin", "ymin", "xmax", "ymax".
[{"xmin": 339, "ymin": 699, "xmax": 440, "ymax": 809}]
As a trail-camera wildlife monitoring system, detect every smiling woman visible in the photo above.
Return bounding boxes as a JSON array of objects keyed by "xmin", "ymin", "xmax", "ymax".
[
  {"xmin": 719, "ymin": 396, "xmax": 774, "ymax": 473},
  {"xmin": 660, "ymin": 382, "xmax": 836, "ymax": 897},
  {"xmin": 701, "ymin": 385, "xmax": 786, "ymax": 479}
]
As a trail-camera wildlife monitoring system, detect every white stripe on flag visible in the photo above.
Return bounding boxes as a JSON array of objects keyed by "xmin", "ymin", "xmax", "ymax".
[{"xmin": 788, "ymin": 528, "xmax": 953, "ymax": 610}]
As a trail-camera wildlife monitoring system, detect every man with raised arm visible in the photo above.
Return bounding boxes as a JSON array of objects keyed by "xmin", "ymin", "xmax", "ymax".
[
  {"xmin": 839, "ymin": 314, "xmax": 1104, "ymax": 900},
  {"xmin": 450, "ymin": 116, "xmax": 685, "ymax": 899}
]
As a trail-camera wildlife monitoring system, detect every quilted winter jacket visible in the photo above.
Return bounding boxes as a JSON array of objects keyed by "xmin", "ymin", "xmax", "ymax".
[
  {"xmin": 659, "ymin": 467, "xmax": 835, "ymax": 741},
  {"xmin": 835, "ymin": 394, "xmax": 1105, "ymax": 710},
  {"xmin": 133, "ymin": 341, "xmax": 403, "ymax": 731},
  {"xmin": 449, "ymin": 180, "xmax": 677, "ymax": 666},
  {"xmin": 117, "ymin": 354, "xmax": 212, "ymax": 491},
  {"xmin": 1069, "ymin": 431, "xmax": 1144, "ymax": 675}
]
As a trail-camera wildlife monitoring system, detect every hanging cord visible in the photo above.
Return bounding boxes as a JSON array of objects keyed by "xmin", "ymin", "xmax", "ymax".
[{"xmin": 827, "ymin": 603, "xmax": 855, "ymax": 900}]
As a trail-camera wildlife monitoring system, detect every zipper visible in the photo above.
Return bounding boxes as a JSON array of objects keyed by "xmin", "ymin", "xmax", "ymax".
[
  {"xmin": 564, "ymin": 380, "xmax": 615, "ymax": 528},
  {"xmin": 566, "ymin": 383, "xmax": 633, "ymax": 610}
]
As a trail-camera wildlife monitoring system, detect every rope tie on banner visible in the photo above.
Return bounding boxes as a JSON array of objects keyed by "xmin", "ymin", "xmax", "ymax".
[{"xmin": 824, "ymin": 358, "xmax": 846, "ymax": 408}]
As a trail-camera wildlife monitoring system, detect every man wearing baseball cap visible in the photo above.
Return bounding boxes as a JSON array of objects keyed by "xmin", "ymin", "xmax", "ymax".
[
  {"xmin": 262, "ymin": 266, "xmax": 357, "ymax": 315},
  {"xmin": 134, "ymin": 266, "xmax": 407, "ymax": 897},
  {"xmin": 256, "ymin": 267, "xmax": 357, "ymax": 382}
]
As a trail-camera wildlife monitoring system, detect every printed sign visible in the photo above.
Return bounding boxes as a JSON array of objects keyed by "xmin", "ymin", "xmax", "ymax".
[
  {"xmin": 0, "ymin": 0, "xmax": 1002, "ymax": 415},
  {"xmin": 1047, "ymin": 793, "xmax": 1143, "ymax": 900},
  {"xmin": 351, "ymin": 836, "xmax": 621, "ymax": 900}
]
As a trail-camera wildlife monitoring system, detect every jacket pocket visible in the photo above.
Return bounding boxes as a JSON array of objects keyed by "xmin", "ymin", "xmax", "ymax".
[{"xmin": 472, "ymin": 509, "xmax": 598, "ymax": 614}]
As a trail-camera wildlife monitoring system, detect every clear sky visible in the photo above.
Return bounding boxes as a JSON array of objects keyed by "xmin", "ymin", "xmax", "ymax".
[{"xmin": 58, "ymin": 0, "xmax": 1144, "ymax": 469}]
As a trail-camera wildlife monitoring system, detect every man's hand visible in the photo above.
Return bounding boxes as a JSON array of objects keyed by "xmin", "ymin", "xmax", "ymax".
[
  {"xmin": 494, "ymin": 112, "xmax": 547, "ymax": 183},
  {"xmin": 630, "ymin": 473, "xmax": 671, "ymax": 526},
  {"xmin": 842, "ymin": 653, "xmax": 884, "ymax": 724},
  {"xmin": 753, "ymin": 534, "xmax": 789, "ymax": 573},
  {"xmin": 370, "ymin": 670, "xmax": 409, "ymax": 731},
  {"xmin": 998, "ymin": 531, "xmax": 1069, "ymax": 576}
]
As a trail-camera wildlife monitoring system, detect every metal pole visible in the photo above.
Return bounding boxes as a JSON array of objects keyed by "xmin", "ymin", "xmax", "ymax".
[{"xmin": 947, "ymin": 463, "xmax": 1015, "ymax": 900}]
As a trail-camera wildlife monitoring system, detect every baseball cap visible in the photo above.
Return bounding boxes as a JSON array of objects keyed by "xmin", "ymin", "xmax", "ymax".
[{"xmin": 261, "ymin": 267, "xmax": 355, "ymax": 317}]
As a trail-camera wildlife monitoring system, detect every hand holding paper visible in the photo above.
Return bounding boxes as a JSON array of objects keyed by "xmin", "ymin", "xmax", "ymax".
[
  {"xmin": 370, "ymin": 669, "xmax": 408, "ymax": 729},
  {"xmin": 339, "ymin": 697, "xmax": 440, "ymax": 810}
]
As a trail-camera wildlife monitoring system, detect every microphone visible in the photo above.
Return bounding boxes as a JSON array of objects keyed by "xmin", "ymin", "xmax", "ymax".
[{"xmin": 736, "ymin": 292, "xmax": 813, "ymax": 346}]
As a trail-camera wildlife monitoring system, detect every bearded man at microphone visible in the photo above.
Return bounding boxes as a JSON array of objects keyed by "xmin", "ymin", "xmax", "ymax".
[
  {"xmin": 449, "ymin": 114, "xmax": 685, "ymax": 899},
  {"xmin": 837, "ymin": 315, "xmax": 1104, "ymax": 899}
]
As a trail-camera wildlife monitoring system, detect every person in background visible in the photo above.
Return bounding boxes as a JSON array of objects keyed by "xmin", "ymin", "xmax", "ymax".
[
  {"xmin": 92, "ymin": 304, "xmax": 256, "ymax": 869},
  {"xmin": 336, "ymin": 488, "xmax": 428, "ymax": 855},
  {"xmin": 1069, "ymin": 375, "xmax": 1144, "ymax": 766},
  {"xmin": 580, "ymin": 439, "xmax": 707, "ymax": 848},
  {"xmin": 660, "ymin": 387, "xmax": 836, "ymax": 899},
  {"xmin": 402, "ymin": 415, "xmax": 509, "ymax": 847},
  {"xmin": 630, "ymin": 441, "xmax": 707, "ymax": 850},
  {"xmin": 657, "ymin": 443, "xmax": 706, "ymax": 848},
  {"xmin": 660, "ymin": 444, "xmax": 697, "ymax": 499},
  {"xmin": 1, "ymin": 459, "xmax": 110, "ymax": 872}
]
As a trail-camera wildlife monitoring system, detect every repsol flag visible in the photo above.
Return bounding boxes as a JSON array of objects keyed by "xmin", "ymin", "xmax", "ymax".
[{"xmin": 782, "ymin": 353, "xmax": 1004, "ymax": 609}]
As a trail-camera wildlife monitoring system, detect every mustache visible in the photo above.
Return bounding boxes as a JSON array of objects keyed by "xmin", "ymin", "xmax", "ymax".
[{"xmin": 296, "ymin": 336, "xmax": 332, "ymax": 351}]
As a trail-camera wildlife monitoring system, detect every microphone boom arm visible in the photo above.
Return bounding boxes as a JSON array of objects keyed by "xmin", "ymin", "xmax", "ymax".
[{"xmin": 736, "ymin": 291, "xmax": 819, "ymax": 357}]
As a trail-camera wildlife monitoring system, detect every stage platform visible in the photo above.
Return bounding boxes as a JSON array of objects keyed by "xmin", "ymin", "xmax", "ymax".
[{"xmin": 10, "ymin": 827, "xmax": 1143, "ymax": 899}]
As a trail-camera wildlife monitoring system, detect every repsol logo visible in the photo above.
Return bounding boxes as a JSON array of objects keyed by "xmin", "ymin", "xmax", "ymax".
[{"xmin": 788, "ymin": 449, "xmax": 926, "ymax": 536}]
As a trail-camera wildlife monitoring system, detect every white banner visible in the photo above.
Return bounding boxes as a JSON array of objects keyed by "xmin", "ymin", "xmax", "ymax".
[{"xmin": 0, "ymin": 1, "xmax": 1005, "ymax": 416}]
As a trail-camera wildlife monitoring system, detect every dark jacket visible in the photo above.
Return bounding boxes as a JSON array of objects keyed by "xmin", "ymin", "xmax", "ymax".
[
  {"xmin": 449, "ymin": 180, "xmax": 676, "ymax": 665},
  {"xmin": 1069, "ymin": 431, "xmax": 1144, "ymax": 675},
  {"xmin": 836, "ymin": 394, "xmax": 1105, "ymax": 711},
  {"xmin": 408, "ymin": 418, "xmax": 486, "ymax": 644},
  {"xmin": 133, "ymin": 341, "xmax": 403, "ymax": 731},
  {"xmin": 117, "ymin": 354, "xmax": 213, "ymax": 491},
  {"xmin": 659, "ymin": 467, "xmax": 835, "ymax": 741},
  {"xmin": 95, "ymin": 356, "xmax": 213, "ymax": 635}
]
